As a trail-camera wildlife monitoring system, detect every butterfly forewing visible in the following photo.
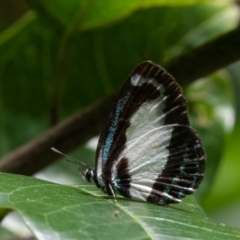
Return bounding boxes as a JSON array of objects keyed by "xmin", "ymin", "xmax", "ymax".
[{"xmin": 95, "ymin": 61, "xmax": 205, "ymax": 205}]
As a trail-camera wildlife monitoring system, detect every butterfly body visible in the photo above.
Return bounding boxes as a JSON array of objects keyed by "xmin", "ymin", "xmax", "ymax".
[{"xmin": 83, "ymin": 61, "xmax": 205, "ymax": 206}]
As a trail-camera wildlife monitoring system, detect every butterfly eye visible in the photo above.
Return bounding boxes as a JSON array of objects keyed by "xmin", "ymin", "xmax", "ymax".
[{"xmin": 84, "ymin": 169, "xmax": 93, "ymax": 182}]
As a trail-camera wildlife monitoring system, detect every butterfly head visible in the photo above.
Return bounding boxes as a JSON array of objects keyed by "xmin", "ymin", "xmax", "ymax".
[{"xmin": 82, "ymin": 168, "xmax": 94, "ymax": 182}]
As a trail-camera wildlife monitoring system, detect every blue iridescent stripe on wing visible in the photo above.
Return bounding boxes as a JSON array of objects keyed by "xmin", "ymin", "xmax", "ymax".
[{"xmin": 102, "ymin": 92, "xmax": 131, "ymax": 164}]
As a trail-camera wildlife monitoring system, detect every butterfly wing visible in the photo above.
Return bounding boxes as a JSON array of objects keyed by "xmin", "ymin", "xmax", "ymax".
[{"xmin": 95, "ymin": 61, "xmax": 205, "ymax": 205}]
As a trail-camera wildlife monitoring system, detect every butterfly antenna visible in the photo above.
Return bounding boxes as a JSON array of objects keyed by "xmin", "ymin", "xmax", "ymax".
[{"xmin": 51, "ymin": 147, "xmax": 89, "ymax": 168}]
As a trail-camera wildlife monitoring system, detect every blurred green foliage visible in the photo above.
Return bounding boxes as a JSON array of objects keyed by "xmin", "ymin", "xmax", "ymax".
[{"xmin": 0, "ymin": 0, "xmax": 240, "ymax": 238}]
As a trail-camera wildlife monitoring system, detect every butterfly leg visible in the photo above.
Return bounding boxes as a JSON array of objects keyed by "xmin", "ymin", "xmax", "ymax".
[{"xmin": 108, "ymin": 183, "xmax": 117, "ymax": 203}]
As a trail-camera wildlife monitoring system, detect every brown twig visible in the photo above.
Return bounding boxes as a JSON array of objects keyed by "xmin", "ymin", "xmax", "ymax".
[
  {"xmin": 0, "ymin": 95, "xmax": 116, "ymax": 175},
  {"xmin": 166, "ymin": 25, "xmax": 240, "ymax": 86},
  {"xmin": 0, "ymin": 26, "xmax": 240, "ymax": 175}
]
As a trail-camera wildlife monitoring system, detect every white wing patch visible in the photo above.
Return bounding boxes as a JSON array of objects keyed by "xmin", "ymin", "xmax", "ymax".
[
  {"xmin": 126, "ymin": 74, "xmax": 167, "ymax": 142},
  {"xmin": 112, "ymin": 125, "xmax": 174, "ymax": 201}
]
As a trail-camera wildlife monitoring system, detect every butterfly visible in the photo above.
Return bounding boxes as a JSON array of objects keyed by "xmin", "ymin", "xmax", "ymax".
[{"xmin": 53, "ymin": 61, "xmax": 206, "ymax": 206}]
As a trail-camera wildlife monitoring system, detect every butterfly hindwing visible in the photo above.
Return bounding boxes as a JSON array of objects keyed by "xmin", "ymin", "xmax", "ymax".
[{"xmin": 95, "ymin": 61, "xmax": 205, "ymax": 205}]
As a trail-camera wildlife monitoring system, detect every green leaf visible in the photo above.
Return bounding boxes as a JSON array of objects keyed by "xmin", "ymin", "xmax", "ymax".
[
  {"xmin": 0, "ymin": 173, "xmax": 240, "ymax": 239},
  {"xmin": 201, "ymin": 63, "xmax": 240, "ymax": 211},
  {"xmin": 203, "ymin": 120, "xmax": 240, "ymax": 211},
  {"xmin": 25, "ymin": 0, "xmax": 218, "ymax": 31},
  {"xmin": 165, "ymin": 5, "xmax": 239, "ymax": 60},
  {"xmin": 186, "ymin": 71, "xmax": 234, "ymax": 203}
]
